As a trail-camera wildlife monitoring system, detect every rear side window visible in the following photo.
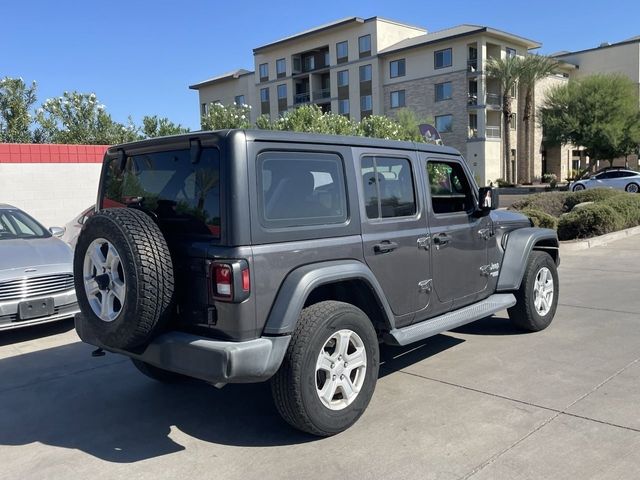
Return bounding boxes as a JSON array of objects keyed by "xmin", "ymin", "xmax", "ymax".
[
  {"xmin": 427, "ymin": 161, "xmax": 474, "ymax": 214},
  {"xmin": 361, "ymin": 156, "xmax": 416, "ymax": 219},
  {"xmin": 103, "ymin": 148, "xmax": 221, "ymax": 238},
  {"xmin": 258, "ymin": 151, "xmax": 347, "ymax": 228}
]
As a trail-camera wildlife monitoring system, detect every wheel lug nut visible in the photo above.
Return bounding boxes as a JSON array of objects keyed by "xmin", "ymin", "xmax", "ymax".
[
  {"xmin": 330, "ymin": 363, "xmax": 335, "ymax": 369},
  {"xmin": 332, "ymin": 375, "xmax": 336, "ymax": 381},
  {"xmin": 340, "ymin": 374, "xmax": 344, "ymax": 380},
  {"xmin": 344, "ymin": 362, "xmax": 348, "ymax": 367}
]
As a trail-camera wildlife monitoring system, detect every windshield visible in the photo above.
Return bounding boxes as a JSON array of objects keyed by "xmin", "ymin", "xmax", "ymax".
[
  {"xmin": 102, "ymin": 148, "xmax": 221, "ymax": 238},
  {"xmin": 0, "ymin": 209, "xmax": 50, "ymax": 240}
]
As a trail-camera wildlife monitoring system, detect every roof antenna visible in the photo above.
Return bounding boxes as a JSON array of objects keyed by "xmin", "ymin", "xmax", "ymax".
[{"xmin": 190, "ymin": 138, "xmax": 202, "ymax": 164}]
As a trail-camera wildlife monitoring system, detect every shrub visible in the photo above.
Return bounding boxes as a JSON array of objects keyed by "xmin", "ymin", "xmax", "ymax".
[
  {"xmin": 541, "ymin": 173, "xmax": 557, "ymax": 184},
  {"xmin": 603, "ymin": 194, "xmax": 640, "ymax": 228},
  {"xmin": 563, "ymin": 188, "xmax": 625, "ymax": 211},
  {"xmin": 511, "ymin": 191, "xmax": 570, "ymax": 217},
  {"xmin": 520, "ymin": 208, "xmax": 559, "ymax": 230},
  {"xmin": 495, "ymin": 178, "xmax": 515, "ymax": 188},
  {"xmin": 201, "ymin": 103, "xmax": 251, "ymax": 130},
  {"xmin": 557, "ymin": 204, "xmax": 624, "ymax": 240}
]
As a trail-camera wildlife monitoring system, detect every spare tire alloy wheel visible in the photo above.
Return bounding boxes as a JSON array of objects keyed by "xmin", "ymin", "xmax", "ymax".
[
  {"xmin": 315, "ymin": 329, "xmax": 367, "ymax": 411},
  {"xmin": 83, "ymin": 238, "xmax": 126, "ymax": 322}
]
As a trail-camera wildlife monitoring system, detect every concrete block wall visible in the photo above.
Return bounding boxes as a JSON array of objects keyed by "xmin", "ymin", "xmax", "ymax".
[{"xmin": 0, "ymin": 144, "xmax": 107, "ymax": 228}]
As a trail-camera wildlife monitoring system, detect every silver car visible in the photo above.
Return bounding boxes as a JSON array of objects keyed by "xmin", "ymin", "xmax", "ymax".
[
  {"xmin": 0, "ymin": 204, "xmax": 79, "ymax": 331},
  {"xmin": 571, "ymin": 169, "xmax": 640, "ymax": 193},
  {"xmin": 61, "ymin": 205, "xmax": 95, "ymax": 250}
]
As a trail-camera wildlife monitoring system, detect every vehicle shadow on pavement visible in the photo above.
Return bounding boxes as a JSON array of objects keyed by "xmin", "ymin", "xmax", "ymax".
[
  {"xmin": 452, "ymin": 314, "xmax": 528, "ymax": 336},
  {"xmin": 0, "ymin": 319, "xmax": 75, "ymax": 347},
  {"xmin": 0, "ymin": 317, "xmax": 503, "ymax": 463}
]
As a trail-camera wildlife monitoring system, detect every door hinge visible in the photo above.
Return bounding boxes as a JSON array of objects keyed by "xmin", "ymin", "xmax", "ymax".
[
  {"xmin": 478, "ymin": 228, "xmax": 493, "ymax": 240},
  {"xmin": 417, "ymin": 236, "xmax": 430, "ymax": 250},
  {"xmin": 418, "ymin": 279, "xmax": 432, "ymax": 292}
]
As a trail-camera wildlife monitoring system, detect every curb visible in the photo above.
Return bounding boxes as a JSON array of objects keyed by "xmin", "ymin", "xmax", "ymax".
[{"xmin": 560, "ymin": 225, "xmax": 640, "ymax": 252}]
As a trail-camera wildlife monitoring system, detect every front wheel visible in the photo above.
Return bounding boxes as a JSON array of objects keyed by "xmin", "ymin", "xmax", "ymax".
[
  {"xmin": 508, "ymin": 251, "xmax": 559, "ymax": 332},
  {"xmin": 625, "ymin": 183, "xmax": 639, "ymax": 193},
  {"xmin": 271, "ymin": 301, "xmax": 379, "ymax": 436},
  {"xmin": 572, "ymin": 183, "xmax": 585, "ymax": 192}
]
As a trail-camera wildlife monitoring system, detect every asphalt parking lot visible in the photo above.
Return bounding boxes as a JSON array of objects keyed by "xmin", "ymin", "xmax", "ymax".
[{"xmin": 1, "ymin": 236, "xmax": 639, "ymax": 480}]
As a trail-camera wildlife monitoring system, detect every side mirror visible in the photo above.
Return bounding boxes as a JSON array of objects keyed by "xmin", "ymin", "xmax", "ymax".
[
  {"xmin": 478, "ymin": 187, "xmax": 499, "ymax": 214},
  {"xmin": 49, "ymin": 226, "xmax": 65, "ymax": 238},
  {"xmin": 590, "ymin": 175, "xmax": 596, "ymax": 180}
]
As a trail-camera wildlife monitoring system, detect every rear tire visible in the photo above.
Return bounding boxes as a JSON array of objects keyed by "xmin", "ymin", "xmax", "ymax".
[
  {"xmin": 625, "ymin": 182, "xmax": 639, "ymax": 193},
  {"xmin": 271, "ymin": 301, "xmax": 379, "ymax": 436},
  {"xmin": 508, "ymin": 251, "xmax": 558, "ymax": 332},
  {"xmin": 131, "ymin": 359, "xmax": 188, "ymax": 383}
]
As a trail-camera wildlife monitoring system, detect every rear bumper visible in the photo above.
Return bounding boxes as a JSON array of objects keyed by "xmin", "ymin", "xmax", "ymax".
[{"xmin": 75, "ymin": 314, "xmax": 290, "ymax": 384}]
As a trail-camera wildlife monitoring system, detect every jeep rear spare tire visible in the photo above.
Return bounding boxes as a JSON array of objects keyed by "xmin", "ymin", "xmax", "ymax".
[{"xmin": 74, "ymin": 208, "xmax": 174, "ymax": 350}]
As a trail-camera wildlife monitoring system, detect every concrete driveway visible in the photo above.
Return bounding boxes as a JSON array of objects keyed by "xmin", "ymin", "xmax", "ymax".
[{"xmin": 1, "ymin": 237, "xmax": 639, "ymax": 479}]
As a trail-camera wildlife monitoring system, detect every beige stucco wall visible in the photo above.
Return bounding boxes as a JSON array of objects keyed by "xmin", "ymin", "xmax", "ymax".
[
  {"xmin": 559, "ymin": 42, "xmax": 640, "ymax": 83},
  {"xmin": 197, "ymin": 74, "xmax": 255, "ymax": 123}
]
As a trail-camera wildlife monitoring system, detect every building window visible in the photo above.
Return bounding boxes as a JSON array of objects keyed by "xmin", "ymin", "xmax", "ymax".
[
  {"xmin": 506, "ymin": 47, "xmax": 517, "ymax": 58},
  {"xmin": 360, "ymin": 95, "xmax": 372, "ymax": 112},
  {"xmin": 277, "ymin": 84, "xmax": 287, "ymax": 99},
  {"xmin": 361, "ymin": 156, "xmax": 416, "ymax": 219},
  {"xmin": 511, "ymin": 113, "xmax": 517, "ymax": 129},
  {"xmin": 260, "ymin": 88, "xmax": 269, "ymax": 102},
  {"xmin": 337, "ymin": 70, "xmax": 349, "ymax": 87},
  {"xmin": 435, "ymin": 114, "xmax": 453, "ymax": 133},
  {"xmin": 434, "ymin": 48, "xmax": 452, "ymax": 69},
  {"xmin": 339, "ymin": 99, "xmax": 350, "ymax": 115},
  {"xmin": 336, "ymin": 41, "xmax": 348, "ymax": 64},
  {"xmin": 390, "ymin": 59, "xmax": 406, "ymax": 78},
  {"xmin": 359, "ymin": 64, "xmax": 372, "ymax": 82},
  {"xmin": 200, "ymin": 103, "xmax": 208, "ymax": 116},
  {"xmin": 390, "ymin": 90, "xmax": 405, "ymax": 108},
  {"xmin": 359, "ymin": 34, "xmax": 371, "ymax": 58},
  {"xmin": 234, "ymin": 95, "xmax": 245, "ymax": 106},
  {"xmin": 435, "ymin": 82, "xmax": 452, "ymax": 102},
  {"xmin": 259, "ymin": 63, "xmax": 269, "ymax": 82},
  {"xmin": 276, "ymin": 58, "xmax": 286, "ymax": 78}
]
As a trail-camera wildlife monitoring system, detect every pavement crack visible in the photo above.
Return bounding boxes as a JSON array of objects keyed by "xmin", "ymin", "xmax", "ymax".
[{"xmin": 559, "ymin": 303, "xmax": 639, "ymax": 316}]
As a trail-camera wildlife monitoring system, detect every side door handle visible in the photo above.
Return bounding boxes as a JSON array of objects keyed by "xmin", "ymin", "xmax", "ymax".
[
  {"xmin": 433, "ymin": 233, "xmax": 450, "ymax": 247},
  {"xmin": 373, "ymin": 241, "xmax": 399, "ymax": 254}
]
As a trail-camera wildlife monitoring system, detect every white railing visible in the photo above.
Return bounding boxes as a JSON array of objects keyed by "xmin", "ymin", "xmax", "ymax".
[{"xmin": 486, "ymin": 126, "xmax": 501, "ymax": 138}]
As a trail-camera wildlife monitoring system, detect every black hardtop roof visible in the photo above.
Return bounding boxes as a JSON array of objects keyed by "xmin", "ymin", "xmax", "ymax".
[{"xmin": 107, "ymin": 130, "xmax": 461, "ymax": 157}]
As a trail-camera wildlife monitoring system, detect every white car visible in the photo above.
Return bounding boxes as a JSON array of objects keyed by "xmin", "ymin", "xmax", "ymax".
[
  {"xmin": 61, "ymin": 205, "xmax": 95, "ymax": 249},
  {"xmin": 571, "ymin": 169, "xmax": 640, "ymax": 193}
]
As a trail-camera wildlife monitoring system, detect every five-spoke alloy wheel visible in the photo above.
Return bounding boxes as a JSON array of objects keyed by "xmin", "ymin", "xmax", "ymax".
[{"xmin": 83, "ymin": 238, "xmax": 126, "ymax": 322}]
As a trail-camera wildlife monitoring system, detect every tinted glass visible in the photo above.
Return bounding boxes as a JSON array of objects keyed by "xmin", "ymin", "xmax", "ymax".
[
  {"xmin": 361, "ymin": 156, "xmax": 416, "ymax": 219},
  {"xmin": 0, "ymin": 209, "xmax": 49, "ymax": 240},
  {"xmin": 337, "ymin": 41, "xmax": 348, "ymax": 60},
  {"xmin": 390, "ymin": 59, "xmax": 405, "ymax": 78},
  {"xmin": 339, "ymin": 99, "xmax": 350, "ymax": 114},
  {"xmin": 258, "ymin": 152, "xmax": 347, "ymax": 227},
  {"xmin": 390, "ymin": 90, "xmax": 405, "ymax": 108},
  {"xmin": 359, "ymin": 64, "xmax": 372, "ymax": 82},
  {"xmin": 103, "ymin": 148, "xmax": 221, "ymax": 238},
  {"xmin": 260, "ymin": 88, "xmax": 269, "ymax": 102},
  {"xmin": 337, "ymin": 70, "xmax": 349, "ymax": 86},
  {"xmin": 435, "ymin": 114, "xmax": 453, "ymax": 132},
  {"xmin": 259, "ymin": 63, "xmax": 268, "ymax": 79},
  {"xmin": 277, "ymin": 84, "xmax": 287, "ymax": 99},
  {"xmin": 276, "ymin": 58, "xmax": 286, "ymax": 75},
  {"xmin": 435, "ymin": 82, "xmax": 452, "ymax": 101},
  {"xmin": 360, "ymin": 95, "xmax": 372, "ymax": 111},
  {"xmin": 359, "ymin": 35, "xmax": 371, "ymax": 54},
  {"xmin": 435, "ymin": 48, "xmax": 452, "ymax": 69},
  {"xmin": 427, "ymin": 161, "xmax": 474, "ymax": 214}
]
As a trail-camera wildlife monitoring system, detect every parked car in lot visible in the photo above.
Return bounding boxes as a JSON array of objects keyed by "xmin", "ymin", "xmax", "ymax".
[
  {"xmin": 571, "ymin": 168, "xmax": 640, "ymax": 193},
  {"xmin": 0, "ymin": 204, "xmax": 79, "ymax": 331},
  {"xmin": 61, "ymin": 205, "xmax": 95, "ymax": 249}
]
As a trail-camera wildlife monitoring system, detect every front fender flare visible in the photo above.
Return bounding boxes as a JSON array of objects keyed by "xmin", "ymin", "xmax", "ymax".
[
  {"xmin": 497, "ymin": 228, "xmax": 559, "ymax": 291},
  {"xmin": 263, "ymin": 260, "xmax": 395, "ymax": 335}
]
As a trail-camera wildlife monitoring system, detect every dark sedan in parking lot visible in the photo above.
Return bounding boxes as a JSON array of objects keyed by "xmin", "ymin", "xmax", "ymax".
[{"xmin": 0, "ymin": 204, "xmax": 79, "ymax": 331}]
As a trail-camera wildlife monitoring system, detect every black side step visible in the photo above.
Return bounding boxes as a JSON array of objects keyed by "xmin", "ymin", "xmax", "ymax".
[{"xmin": 386, "ymin": 294, "xmax": 516, "ymax": 346}]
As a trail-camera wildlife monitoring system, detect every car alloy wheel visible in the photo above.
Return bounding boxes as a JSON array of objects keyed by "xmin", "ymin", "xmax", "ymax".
[
  {"xmin": 626, "ymin": 183, "xmax": 639, "ymax": 193},
  {"xmin": 83, "ymin": 238, "xmax": 126, "ymax": 322},
  {"xmin": 533, "ymin": 266, "xmax": 554, "ymax": 316},
  {"xmin": 315, "ymin": 329, "xmax": 367, "ymax": 411},
  {"xmin": 573, "ymin": 184, "xmax": 585, "ymax": 191}
]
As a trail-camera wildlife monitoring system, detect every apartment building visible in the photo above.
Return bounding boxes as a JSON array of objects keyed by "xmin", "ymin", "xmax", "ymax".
[{"xmin": 190, "ymin": 17, "xmax": 557, "ymax": 185}]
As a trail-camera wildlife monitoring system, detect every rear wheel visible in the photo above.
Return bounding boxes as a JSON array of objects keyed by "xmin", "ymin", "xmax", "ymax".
[
  {"xmin": 508, "ymin": 251, "xmax": 559, "ymax": 332},
  {"xmin": 271, "ymin": 301, "xmax": 379, "ymax": 436},
  {"xmin": 625, "ymin": 183, "xmax": 639, "ymax": 193}
]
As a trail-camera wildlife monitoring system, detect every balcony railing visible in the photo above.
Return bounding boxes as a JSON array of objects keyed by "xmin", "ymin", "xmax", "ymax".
[
  {"xmin": 313, "ymin": 88, "xmax": 331, "ymax": 101},
  {"xmin": 294, "ymin": 92, "xmax": 310, "ymax": 104},
  {"xmin": 467, "ymin": 59, "xmax": 478, "ymax": 72},
  {"xmin": 486, "ymin": 93, "xmax": 502, "ymax": 106},
  {"xmin": 467, "ymin": 93, "xmax": 478, "ymax": 106},
  {"xmin": 468, "ymin": 127, "xmax": 479, "ymax": 139},
  {"xmin": 486, "ymin": 126, "xmax": 501, "ymax": 138}
]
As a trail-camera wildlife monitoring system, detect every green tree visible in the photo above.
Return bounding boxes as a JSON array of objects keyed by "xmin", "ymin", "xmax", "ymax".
[
  {"xmin": 201, "ymin": 103, "xmax": 251, "ymax": 130},
  {"xmin": 35, "ymin": 91, "xmax": 139, "ymax": 144},
  {"xmin": 486, "ymin": 56, "xmax": 520, "ymax": 183},
  {"xmin": 517, "ymin": 55, "xmax": 557, "ymax": 183},
  {"xmin": 0, "ymin": 77, "xmax": 37, "ymax": 143},
  {"xmin": 141, "ymin": 115, "xmax": 190, "ymax": 138},
  {"xmin": 540, "ymin": 74, "xmax": 640, "ymax": 167}
]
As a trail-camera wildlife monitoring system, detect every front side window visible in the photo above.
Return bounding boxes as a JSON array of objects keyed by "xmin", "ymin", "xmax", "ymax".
[
  {"xmin": 390, "ymin": 90, "xmax": 405, "ymax": 108},
  {"xmin": 337, "ymin": 69, "xmax": 349, "ymax": 87},
  {"xmin": 103, "ymin": 148, "xmax": 221, "ymax": 237},
  {"xmin": 276, "ymin": 58, "xmax": 286, "ymax": 77},
  {"xmin": 277, "ymin": 84, "xmax": 287, "ymax": 99},
  {"xmin": 390, "ymin": 59, "xmax": 406, "ymax": 78},
  {"xmin": 234, "ymin": 95, "xmax": 245, "ymax": 106},
  {"xmin": 0, "ymin": 209, "xmax": 49, "ymax": 239},
  {"xmin": 359, "ymin": 64, "xmax": 372, "ymax": 82},
  {"xmin": 361, "ymin": 156, "xmax": 416, "ymax": 219},
  {"xmin": 259, "ymin": 63, "xmax": 269, "ymax": 81},
  {"xmin": 435, "ymin": 82, "xmax": 452, "ymax": 101},
  {"xmin": 427, "ymin": 161, "xmax": 474, "ymax": 214},
  {"xmin": 337, "ymin": 41, "xmax": 348, "ymax": 63},
  {"xmin": 435, "ymin": 114, "xmax": 453, "ymax": 133},
  {"xmin": 359, "ymin": 34, "xmax": 371, "ymax": 57},
  {"xmin": 434, "ymin": 48, "xmax": 452, "ymax": 69},
  {"xmin": 258, "ymin": 152, "xmax": 347, "ymax": 227}
]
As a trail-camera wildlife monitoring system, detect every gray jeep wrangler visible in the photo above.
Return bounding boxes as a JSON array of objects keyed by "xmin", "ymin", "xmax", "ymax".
[{"xmin": 74, "ymin": 130, "xmax": 559, "ymax": 436}]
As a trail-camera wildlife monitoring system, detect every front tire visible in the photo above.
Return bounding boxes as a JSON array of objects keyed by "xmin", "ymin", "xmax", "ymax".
[
  {"xmin": 572, "ymin": 183, "xmax": 585, "ymax": 192},
  {"xmin": 271, "ymin": 301, "xmax": 379, "ymax": 436},
  {"xmin": 508, "ymin": 251, "xmax": 559, "ymax": 332},
  {"xmin": 625, "ymin": 182, "xmax": 639, "ymax": 193}
]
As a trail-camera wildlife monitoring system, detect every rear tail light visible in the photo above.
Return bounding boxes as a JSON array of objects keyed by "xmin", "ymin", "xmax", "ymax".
[{"xmin": 209, "ymin": 260, "xmax": 250, "ymax": 303}]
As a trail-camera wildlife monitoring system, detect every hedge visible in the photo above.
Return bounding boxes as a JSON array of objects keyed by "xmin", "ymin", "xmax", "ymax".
[
  {"xmin": 563, "ymin": 188, "xmax": 625, "ymax": 211},
  {"xmin": 520, "ymin": 208, "xmax": 559, "ymax": 230},
  {"xmin": 557, "ymin": 204, "xmax": 625, "ymax": 240},
  {"xmin": 603, "ymin": 194, "xmax": 640, "ymax": 228},
  {"xmin": 511, "ymin": 191, "xmax": 570, "ymax": 217}
]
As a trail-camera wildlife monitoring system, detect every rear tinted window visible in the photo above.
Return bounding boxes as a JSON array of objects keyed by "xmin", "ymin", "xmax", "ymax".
[
  {"xmin": 258, "ymin": 151, "xmax": 347, "ymax": 228},
  {"xmin": 103, "ymin": 148, "xmax": 221, "ymax": 238}
]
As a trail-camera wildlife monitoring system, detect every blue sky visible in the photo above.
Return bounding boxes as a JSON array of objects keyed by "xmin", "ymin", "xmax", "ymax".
[{"xmin": 3, "ymin": 0, "xmax": 639, "ymax": 130}]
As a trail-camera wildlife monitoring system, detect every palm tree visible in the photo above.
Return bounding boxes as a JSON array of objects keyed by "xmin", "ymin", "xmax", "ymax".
[
  {"xmin": 486, "ymin": 56, "xmax": 520, "ymax": 184},
  {"xmin": 518, "ymin": 55, "xmax": 557, "ymax": 183}
]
